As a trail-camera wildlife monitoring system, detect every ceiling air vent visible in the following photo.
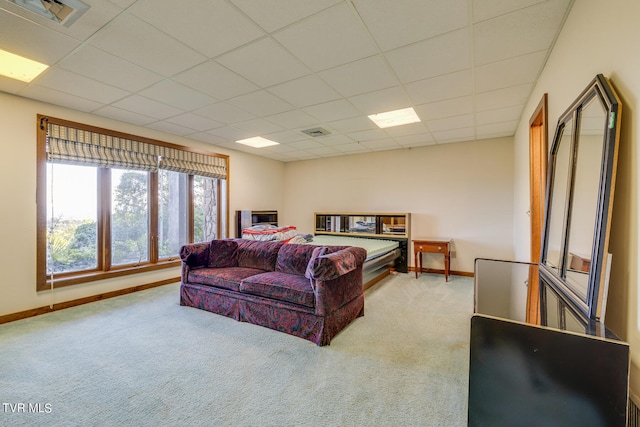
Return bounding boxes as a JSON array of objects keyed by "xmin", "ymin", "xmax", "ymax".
[
  {"xmin": 301, "ymin": 127, "xmax": 331, "ymax": 137},
  {"xmin": 10, "ymin": 0, "xmax": 89, "ymax": 27}
]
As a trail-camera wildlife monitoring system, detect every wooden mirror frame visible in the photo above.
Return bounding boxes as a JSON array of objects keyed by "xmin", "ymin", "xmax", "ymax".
[{"xmin": 539, "ymin": 74, "xmax": 621, "ymax": 321}]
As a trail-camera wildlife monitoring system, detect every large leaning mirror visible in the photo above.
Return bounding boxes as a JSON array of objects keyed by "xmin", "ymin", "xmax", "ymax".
[{"xmin": 540, "ymin": 74, "xmax": 621, "ymax": 321}]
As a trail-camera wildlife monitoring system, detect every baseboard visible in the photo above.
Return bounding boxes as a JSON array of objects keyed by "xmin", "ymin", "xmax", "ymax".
[
  {"xmin": 0, "ymin": 277, "xmax": 180, "ymax": 325},
  {"xmin": 410, "ymin": 267, "xmax": 474, "ymax": 278}
]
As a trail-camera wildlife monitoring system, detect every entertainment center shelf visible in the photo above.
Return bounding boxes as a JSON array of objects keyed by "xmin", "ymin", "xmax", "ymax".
[
  {"xmin": 314, "ymin": 212, "xmax": 410, "ymax": 239},
  {"xmin": 314, "ymin": 212, "xmax": 411, "ymax": 274}
]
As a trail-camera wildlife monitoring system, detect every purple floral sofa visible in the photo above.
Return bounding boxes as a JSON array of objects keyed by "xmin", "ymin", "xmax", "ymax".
[{"xmin": 179, "ymin": 238, "xmax": 367, "ymax": 346}]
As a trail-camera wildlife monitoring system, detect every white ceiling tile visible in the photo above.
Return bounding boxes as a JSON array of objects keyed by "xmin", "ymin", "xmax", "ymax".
[
  {"xmin": 173, "ymin": 61, "xmax": 257, "ymax": 101},
  {"xmin": 305, "ymin": 146, "xmax": 341, "ymax": 156},
  {"xmin": 317, "ymin": 134, "xmax": 355, "ymax": 146},
  {"xmin": 93, "ymin": 105, "xmax": 157, "ymax": 126},
  {"xmin": 350, "ymin": 129, "xmax": 389, "ymax": 142},
  {"xmin": 385, "ymin": 28, "xmax": 471, "ymax": 83},
  {"xmin": 273, "ymin": 2, "xmax": 378, "ymax": 71},
  {"xmin": 334, "ymin": 143, "xmax": 371, "ymax": 154},
  {"xmin": 188, "ymin": 132, "xmax": 229, "ymax": 146},
  {"xmin": 230, "ymin": 0, "xmax": 342, "ymax": 32},
  {"xmin": 111, "ymin": 95, "xmax": 185, "ymax": 120},
  {"xmin": 474, "ymin": 1, "xmax": 570, "ymax": 66},
  {"xmin": 268, "ymin": 75, "xmax": 341, "ymax": 108},
  {"xmin": 433, "ymin": 127, "xmax": 475, "ymax": 142},
  {"xmin": 264, "ymin": 110, "xmax": 318, "ymax": 129},
  {"xmin": 139, "ymin": 80, "xmax": 216, "ymax": 111},
  {"xmin": 227, "ymin": 90, "xmax": 294, "ymax": 117},
  {"xmin": 217, "ymin": 38, "xmax": 311, "ymax": 87},
  {"xmin": 475, "ymin": 83, "xmax": 533, "ymax": 111},
  {"xmin": 166, "ymin": 113, "xmax": 225, "ymax": 132},
  {"xmin": 319, "ymin": 55, "xmax": 397, "ymax": 97},
  {"xmin": 262, "ymin": 130, "xmax": 308, "ymax": 144},
  {"xmin": 33, "ymin": 68, "xmax": 128, "ymax": 104},
  {"xmin": 207, "ymin": 126, "xmax": 253, "ymax": 141},
  {"xmin": 20, "ymin": 85, "xmax": 103, "ymax": 112},
  {"xmin": 0, "ymin": 75, "xmax": 28, "ymax": 94},
  {"xmin": 427, "ymin": 114, "xmax": 475, "ymax": 132},
  {"xmin": 130, "ymin": 0, "xmax": 264, "ymax": 58},
  {"xmin": 353, "ymin": 0, "xmax": 468, "ymax": 51},
  {"xmin": 475, "ymin": 50, "xmax": 546, "ymax": 92},
  {"xmin": 472, "ymin": 0, "xmax": 547, "ymax": 23},
  {"xmin": 384, "ymin": 122, "xmax": 429, "ymax": 138},
  {"xmin": 194, "ymin": 102, "xmax": 256, "ymax": 124},
  {"xmin": 327, "ymin": 116, "xmax": 377, "ymax": 133},
  {"xmin": 90, "ymin": 14, "xmax": 206, "ymax": 77},
  {"xmin": 286, "ymin": 140, "xmax": 324, "ymax": 150},
  {"xmin": 263, "ymin": 143, "xmax": 299, "ymax": 153},
  {"xmin": 475, "ymin": 105, "xmax": 524, "ymax": 125},
  {"xmin": 405, "ymin": 70, "xmax": 473, "ymax": 104},
  {"xmin": 0, "ymin": 10, "xmax": 80, "ymax": 65},
  {"xmin": 58, "ymin": 46, "xmax": 163, "ymax": 92},
  {"xmin": 415, "ymin": 96, "xmax": 474, "ymax": 121},
  {"xmin": 476, "ymin": 120, "xmax": 519, "ymax": 136},
  {"xmin": 146, "ymin": 121, "xmax": 195, "ymax": 136},
  {"xmin": 348, "ymin": 86, "xmax": 412, "ymax": 115},
  {"xmin": 395, "ymin": 133, "xmax": 436, "ymax": 147},
  {"xmin": 232, "ymin": 118, "xmax": 284, "ymax": 135},
  {"xmin": 360, "ymin": 138, "xmax": 402, "ymax": 151},
  {"xmin": 303, "ymin": 100, "xmax": 360, "ymax": 122}
]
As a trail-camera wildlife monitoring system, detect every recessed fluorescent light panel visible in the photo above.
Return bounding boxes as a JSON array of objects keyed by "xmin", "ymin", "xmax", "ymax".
[
  {"xmin": 368, "ymin": 107, "xmax": 421, "ymax": 128},
  {"xmin": 0, "ymin": 49, "xmax": 48, "ymax": 82},
  {"xmin": 235, "ymin": 137, "xmax": 279, "ymax": 148}
]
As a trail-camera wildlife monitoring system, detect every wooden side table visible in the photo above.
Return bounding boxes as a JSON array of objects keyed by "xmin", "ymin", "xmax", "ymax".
[{"xmin": 413, "ymin": 238, "xmax": 452, "ymax": 281}]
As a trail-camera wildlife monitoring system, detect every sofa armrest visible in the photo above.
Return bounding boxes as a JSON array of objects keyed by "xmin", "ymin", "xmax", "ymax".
[
  {"xmin": 179, "ymin": 242, "xmax": 210, "ymax": 268},
  {"xmin": 304, "ymin": 246, "xmax": 367, "ymax": 282},
  {"xmin": 305, "ymin": 246, "xmax": 367, "ymax": 315}
]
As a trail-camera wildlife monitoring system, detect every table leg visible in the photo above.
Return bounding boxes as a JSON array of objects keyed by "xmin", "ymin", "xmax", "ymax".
[
  {"xmin": 414, "ymin": 251, "xmax": 419, "ymax": 279},
  {"xmin": 445, "ymin": 252, "xmax": 450, "ymax": 282}
]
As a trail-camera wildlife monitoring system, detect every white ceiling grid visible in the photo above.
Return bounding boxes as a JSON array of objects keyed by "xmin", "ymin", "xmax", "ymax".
[{"xmin": 0, "ymin": 0, "xmax": 573, "ymax": 162}]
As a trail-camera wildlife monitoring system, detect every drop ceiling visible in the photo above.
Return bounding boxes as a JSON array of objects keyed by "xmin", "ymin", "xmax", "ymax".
[{"xmin": 0, "ymin": 0, "xmax": 573, "ymax": 162}]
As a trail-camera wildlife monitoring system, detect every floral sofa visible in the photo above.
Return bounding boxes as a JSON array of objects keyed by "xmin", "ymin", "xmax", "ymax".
[{"xmin": 179, "ymin": 238, "xmax": 367, "ymax": 346}]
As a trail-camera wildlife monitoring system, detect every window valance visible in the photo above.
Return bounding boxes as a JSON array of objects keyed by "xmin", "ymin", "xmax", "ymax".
[{"xmin": 45, "ymin": 121, "xmax": 227, "ymax": 179}]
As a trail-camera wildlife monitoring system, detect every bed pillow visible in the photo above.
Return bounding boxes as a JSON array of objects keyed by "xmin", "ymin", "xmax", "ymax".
[{"xmin": 208, "ymin": 239, "xmax": 238, "ymax": 268}]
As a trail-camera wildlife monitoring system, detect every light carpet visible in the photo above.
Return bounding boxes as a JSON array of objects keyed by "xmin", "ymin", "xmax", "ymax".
[{"xmin": 0, "ymin": 273, "xmax": 473, "ymax": 426}]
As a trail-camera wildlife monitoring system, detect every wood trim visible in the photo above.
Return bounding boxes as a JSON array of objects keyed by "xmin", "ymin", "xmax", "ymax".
[
  {"xmin": 38, "ymin": 115, "xmax": 229, "ymax": 160},
  {"xmin": 1, "ymin": 277, "xmax": 179, "ymax": 325},
  {"xmin": 527, "ymin": 94, "xmax": 548, "ymax": 325},
  {"xmin": 410, "ymin": 267, "xmax": 474, "ymax": 278}
]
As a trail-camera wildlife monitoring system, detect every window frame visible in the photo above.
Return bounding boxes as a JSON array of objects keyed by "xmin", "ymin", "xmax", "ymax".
[{"xmin": 36, "ymin": 115, "xmax": 229, "ymax": 291}]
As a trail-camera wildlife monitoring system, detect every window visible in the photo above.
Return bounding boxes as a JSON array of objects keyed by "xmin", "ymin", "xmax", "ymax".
[{"xmin": 37, "ymin": 116, "xmax": 229, "ymax": 291}]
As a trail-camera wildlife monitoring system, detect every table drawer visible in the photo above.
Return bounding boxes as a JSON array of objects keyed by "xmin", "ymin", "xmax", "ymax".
[{"xmin": 415, "ymin": 243, "xmax": 447, "ymax": 253}]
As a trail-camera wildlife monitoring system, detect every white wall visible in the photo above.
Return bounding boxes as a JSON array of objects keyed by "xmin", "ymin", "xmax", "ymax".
[
  {"xmin": 283, "ymin": 137, "xmax": 515, "ymax": 274},
  {"xmin": 0, "ymin": 91, "xmax": 284, "ymax": 317},
  {"xmin": 512, "ymin": 0, "xmax": 640, "ymax": 396}
]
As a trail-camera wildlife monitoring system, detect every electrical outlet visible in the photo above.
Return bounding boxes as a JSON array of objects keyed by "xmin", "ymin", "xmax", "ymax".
[{"xmin": 450, "ymin": 251, "xmax": 456, "ymax": 258}]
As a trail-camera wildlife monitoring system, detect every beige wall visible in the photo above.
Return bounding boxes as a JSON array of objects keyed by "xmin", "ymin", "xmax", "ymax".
[
  {"xmin": 512, "ymin": 0, "xmax": 640, "ymax": 396},
  {"xmin": 282, "ymin": 137, "xmax": 515, "ymax": 274},
  {"xmin": 0, "ymin": 91, "xmax": 284, "ymax": 317}
]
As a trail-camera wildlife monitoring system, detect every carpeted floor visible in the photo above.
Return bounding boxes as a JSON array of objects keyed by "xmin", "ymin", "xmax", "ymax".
[{"xmin": 0, "ymin": 273, "xmax": 473, "ymax": 426}]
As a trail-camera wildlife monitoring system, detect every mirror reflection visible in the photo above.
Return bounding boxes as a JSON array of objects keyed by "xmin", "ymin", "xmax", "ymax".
[
  {"xmin": 544, "ymin": 117, "xmax": 573, "ymax": 273},
  {"xmin": 565, "ymin": 96, "xmax": 607, "ymax": 299}
]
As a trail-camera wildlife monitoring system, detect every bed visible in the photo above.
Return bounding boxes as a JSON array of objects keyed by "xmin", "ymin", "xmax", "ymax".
[
  {"xmin": 301, "ymin": 235, "xmax": 402, "ymax": 290},
  {"xmin": 241, "ymin": 224, "xmax": 405, "ymax": 290}
]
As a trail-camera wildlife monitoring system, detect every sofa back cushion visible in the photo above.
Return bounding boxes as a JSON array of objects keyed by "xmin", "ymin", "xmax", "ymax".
[
  {"xmin": 208, "ymin": 239, "xmax": 238, "ymax": 268},
  {"xmin": 236, "ymin": 240, "xmax": 283, "ymax": 271},
  {"xmin": 275, "ymin": 244, "xmax": 318, "ymax": 276}
]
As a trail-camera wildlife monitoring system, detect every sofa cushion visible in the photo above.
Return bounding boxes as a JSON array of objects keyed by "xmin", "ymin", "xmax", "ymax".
[
  {"xmin": 275, "ymin": 243, "xmax": 318, "ymax": 276},
  {"xmin": 208, "ymin": 239, "xmax": 238, "ymax": 268},
  {"xmin": 240, "ymin": 272, "xmax": 315, "ymax": 308},
  {"xmin": 236, "ymin": 240, "xmax": 283, "ymax": 271},
  {"xmin": 188, "ymin": 267, "xmax": 266, "ymax": 291}
]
